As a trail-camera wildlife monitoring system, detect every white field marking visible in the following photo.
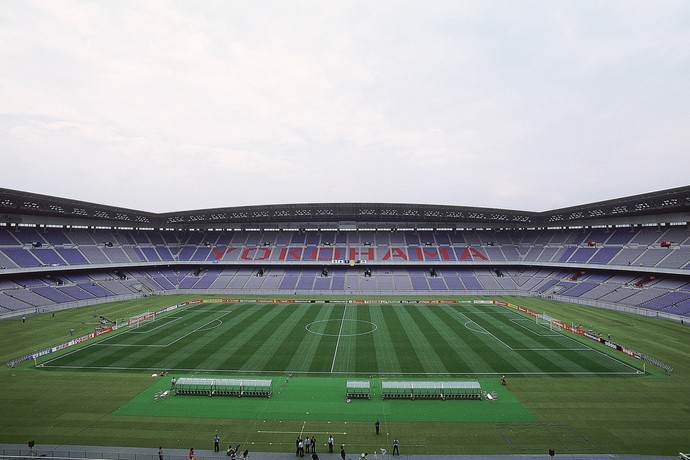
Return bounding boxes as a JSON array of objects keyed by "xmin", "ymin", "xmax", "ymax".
[
  {"xmin": 173, "ymin": 305, "xmax": 233, "ymax": 314},
  {"xmin": 306, "ymin": 319, "xmax": 377, "ymax": 337},
  {"xmin": 467, "ymin": 310, "xmax": 513, "ymax": 315},
  {"xmin": 509, "ymin": 318, "xmax": 563, "ymax": 338},
  {"xmin": 95, "ymin": 310, "xmax": 233, "ymax": 349},
  {"xmin": 464, "ymin": 309, "xmax": 588, "ymax": 352},
  {"xmin": 510, "ymin": 347, "xmax": 592, "ymax": 351},
  {"xmin": 457, "ymin": 311, "xmax": 514, "ymax": 351},
  {"xmin": 156, "ymin": 310, "xmax": 235, "ymax": 347},
  {"xmin": 40, "ymin": 335, "xmax": 105, "ymax": 365},
  {"xmin": 330, "ymin": 305, "xmax": 349, "ymax": 373},
  {"xmin": 556, "ymin": 329, "xmax": 642, "ymax": 372},
  {"xmin": 36, "ymin": 362, "xmax": 643, "ymax": 375},
  {"xmin": 463, "ymin": 321, "xmax": 491, "ymax": 334},
  {"xmin": 40, "ymin": 308, "xmax": 185, "ymax": 360},
  {"xmin": 507, "ymin": 317, "xmax": 590, "ymax": 350},
  {"xmin": 122, "ymin": 304, "xmax": 233, "ymax": 334},
  {"xmin": 532, "ymin": 320, "xmax": 563, "ymax": 337},
  {"xmin": 196, "ymin": 318, "xmax": 223, "ymax": 332},
  {"xmin": 499, "ymin": 308, "xmax": 642, "ymax": 372},
  {"xmin": 257, "ymin": 430, "xmax": 347, "ymax": 435},
  {"xmin": 125, "ymin": 316, "xmax": 184, "ymax": 334}
]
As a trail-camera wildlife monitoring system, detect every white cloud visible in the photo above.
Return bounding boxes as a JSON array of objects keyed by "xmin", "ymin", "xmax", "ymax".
[{"xmin": 1, "ymin": 0, "xmax": 688, "ymax": 212}]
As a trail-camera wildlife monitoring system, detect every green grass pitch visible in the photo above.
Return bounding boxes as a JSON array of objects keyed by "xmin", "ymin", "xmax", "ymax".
[
  {"xmin": 40, "ymin": 300, "xmax": 639, "ymax": 375},
  {"xmin": 1, "ymin": 294, "xmax": 689, "ymax": 455}
]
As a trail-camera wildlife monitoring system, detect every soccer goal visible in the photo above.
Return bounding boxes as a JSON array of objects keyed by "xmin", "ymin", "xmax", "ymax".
[
  {"xmin": 536, "ymin": 313, "xmax": 556, "ymax": 331},
  {"xmin": 128, "ymin": 311, "xmax": 156, "ymax": 328}
]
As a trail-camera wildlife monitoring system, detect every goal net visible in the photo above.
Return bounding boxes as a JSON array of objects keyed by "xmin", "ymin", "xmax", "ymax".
[
  {"xmin": 128, "ymin": 311, "xmax": 156, "ymax": 328},
  {"xmin": 536, "ymin": 313, "xmax": 556, "ymax": 331}
]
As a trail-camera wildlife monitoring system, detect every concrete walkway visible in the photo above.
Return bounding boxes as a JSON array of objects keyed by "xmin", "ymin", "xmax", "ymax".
[{"xmin": 0, "ymin": 444, "xmax": 679, "ymax": 460}]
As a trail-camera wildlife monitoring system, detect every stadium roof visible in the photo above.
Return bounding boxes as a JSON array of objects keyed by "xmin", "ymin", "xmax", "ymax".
[{"xmin": 1, "ymin": 186, "xmax": 689, "ymax": 230}]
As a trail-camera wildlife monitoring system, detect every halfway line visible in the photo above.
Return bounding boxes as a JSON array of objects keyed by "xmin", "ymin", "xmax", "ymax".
[{"xmin": 330, "ymin": 305, "xmax": 348, "ymax": 373}]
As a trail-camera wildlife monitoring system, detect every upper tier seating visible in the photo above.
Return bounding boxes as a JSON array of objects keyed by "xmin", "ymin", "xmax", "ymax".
[{"xmin": 1, "ymin": 226, "xmax": 688, "ymax": 270}]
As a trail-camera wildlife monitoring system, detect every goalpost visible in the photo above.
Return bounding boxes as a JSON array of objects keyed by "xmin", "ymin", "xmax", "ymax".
[
  {"xmin": 128, "ymin": 311, "xmax": 156, "ymax": 328},
  {"xmin": 536, "ymin": 313, "xmax": 555, "ymax": 331}
]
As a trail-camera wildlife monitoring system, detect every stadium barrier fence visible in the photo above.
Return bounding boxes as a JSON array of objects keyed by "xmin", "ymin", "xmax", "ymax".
[{"xmin": 0, "ymin": 452, "xmax": 196, "ymax": 460}]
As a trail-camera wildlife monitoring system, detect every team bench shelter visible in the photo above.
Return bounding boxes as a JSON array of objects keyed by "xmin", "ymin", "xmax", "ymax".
[
  {"xmin": 172, "ymin": 377, "xmax": 273, "ymax": 397},
  {"xmin": 346, "ymin": 380, "xmax": 371, "ymax": 399},
  {"xmin": 381, "ymin": 381, "xmax": 482, "ymax": 400}
]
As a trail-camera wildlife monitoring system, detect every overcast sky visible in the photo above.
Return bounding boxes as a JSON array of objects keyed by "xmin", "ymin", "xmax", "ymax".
[{"xmin": 1, "ymin": 1, "xmax": 689, "ymax": 213}]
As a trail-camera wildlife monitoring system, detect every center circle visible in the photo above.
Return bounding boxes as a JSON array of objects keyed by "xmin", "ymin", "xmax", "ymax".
[{"xmin": 305, "ymin": 319, "xmax": 378, "ymax": 336}]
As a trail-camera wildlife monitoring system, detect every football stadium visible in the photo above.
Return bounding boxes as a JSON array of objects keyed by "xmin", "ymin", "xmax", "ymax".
[{"xmin": 0, "ymin": 186, "xmax": 689, "ymax": 459}]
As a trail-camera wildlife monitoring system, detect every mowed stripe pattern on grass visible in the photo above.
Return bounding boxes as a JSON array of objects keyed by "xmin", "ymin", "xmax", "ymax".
[{"xmin": 41, "ymin": 302, "xmax": 638, "ymax": 375}]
